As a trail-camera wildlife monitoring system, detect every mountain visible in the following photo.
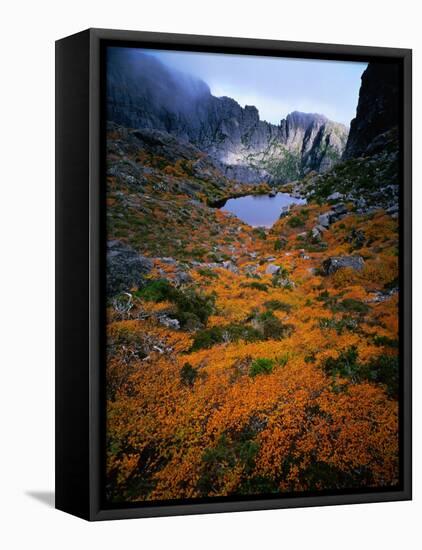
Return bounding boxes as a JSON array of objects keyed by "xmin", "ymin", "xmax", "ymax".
[
  {"xmin": 343, "ymin": 62, "xmax": 399, "ymax": 159},
  {"xmin": 106, "ymin": 48, "xmax": 348, "ymax": 183},
  {"xmin": 301, "ymin": 61, "xmax": 400, "ymax": 214}
]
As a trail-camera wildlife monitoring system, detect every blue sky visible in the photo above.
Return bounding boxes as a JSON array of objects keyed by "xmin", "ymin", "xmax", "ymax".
[{"xmin": 147, "ymin": 49, "xmax": 367, "ymax": 126}]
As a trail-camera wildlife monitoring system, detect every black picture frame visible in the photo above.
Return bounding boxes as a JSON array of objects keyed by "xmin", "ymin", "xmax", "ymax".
[{"xmin": 55, "ymin": 28, "xmax": 412, "ymax": 521}]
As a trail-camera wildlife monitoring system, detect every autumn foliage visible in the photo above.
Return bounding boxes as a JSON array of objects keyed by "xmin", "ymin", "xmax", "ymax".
[{"xmin": 105, "ymin": 126, "xmax": 399, "ymax": 503}]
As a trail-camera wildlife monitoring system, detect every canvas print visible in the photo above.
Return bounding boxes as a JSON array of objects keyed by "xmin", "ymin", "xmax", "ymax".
[{"xmin": 105, "ymin": 47, "xmax": 400, "ymax": 504}]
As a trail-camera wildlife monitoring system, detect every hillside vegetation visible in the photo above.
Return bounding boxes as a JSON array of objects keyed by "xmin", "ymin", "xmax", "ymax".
[{"xmin": 105, "ymin": 123, "xmax": 399, "ymax": 502}]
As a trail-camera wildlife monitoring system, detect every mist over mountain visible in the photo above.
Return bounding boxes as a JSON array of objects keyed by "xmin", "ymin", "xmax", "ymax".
[{"xmin": 107, "ymin": 48, "xmax": 349, "ymax": 183}]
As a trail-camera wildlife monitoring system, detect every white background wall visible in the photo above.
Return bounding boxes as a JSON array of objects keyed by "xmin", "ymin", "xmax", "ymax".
[{"xmin": 1, "ymin": 1, "xmax": 419, "ymax": 548}]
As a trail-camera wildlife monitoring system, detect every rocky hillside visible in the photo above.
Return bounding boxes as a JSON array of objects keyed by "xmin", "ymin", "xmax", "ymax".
[
  {"xmin": 107, "ymin": 48, "xmax": 348, "ymax": 183},
  {"xmin": 105, "ymin": 120, "xmax": 399, "ymax": 502},
  {"xmin": 343, "ymin": 62, "xmax": 399, "ymax": 160},
  {"xmin": 295, "ymin": 62, "xmax": 400, "ymax": 217}
]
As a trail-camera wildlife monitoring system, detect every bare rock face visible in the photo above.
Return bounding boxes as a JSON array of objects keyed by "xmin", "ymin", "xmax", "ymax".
[
  {"xmin": 343, "ymin": 63, "xmax": 399, "ymax": 160},
  {"xmin": 322, "ymin": 255, "xmax": 365, "ymax": 276},
  {"xmin": 107, "ymin": 240, "xmax": 153, "ymax": 295},
  {"xmin": 106, "ymin": 49, "xmax": 348, "ymax": 183}
]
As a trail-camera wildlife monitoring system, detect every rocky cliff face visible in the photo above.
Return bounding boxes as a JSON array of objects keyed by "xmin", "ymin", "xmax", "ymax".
[
  {"xmin": 107, "ymin": 48, "xmax": 348, "ymax": 183},
  {"xmin": 343, "ymin": 62, "xmax": 400, "ymax": 160},
  {"xmin": 301, "ymin": 61, "xmax": 400, "ymax": 216}
]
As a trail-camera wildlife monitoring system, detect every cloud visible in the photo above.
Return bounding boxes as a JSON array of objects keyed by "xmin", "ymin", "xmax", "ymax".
[{"xmin": 151, "ymin": 50, "xmax": 366, "ymax": 126}]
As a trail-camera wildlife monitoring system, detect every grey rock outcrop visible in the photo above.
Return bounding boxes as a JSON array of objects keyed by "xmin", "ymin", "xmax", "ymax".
[
  {"xmin": 158, "ymin": 315, "xmax": 180, "ymax": 330},
  {"xmin": 322, "ymin": 255, "xmax": 365, "ymax": 276},
  {"xmin": 318, "ymin": 212, "xmax": 333, "ymax": 228},
  {"xmin": 107, "ymin": 240, "xmax": 153, "ymax": 295},
  {"xmin": 304, "ymin": 62, "xmax": 400, "ymax": 215},
  {"xmin": 318, "ymin": 204, "xmax": 348, "ymax": 229},
  {"xmin": 311, "ymin": 225, "xmax": 326, "ymax": 240},
  {"xmin": 265, "ymin": 264, "xmax": 281, "ymax": 275},
  {"xmin": 343, "ymin": 63, "xmax": 399, "ymax": 160},
  {"xmin": 327, "ymin": 191, "xmax": 343, "ymax": 201},
  {"xmin": 174, "ymin": 271, "xmax": 193, "ymax": 286},
  {"xmin": 222, "ymin": 260, "xmax": 239, "ymax": 274}
]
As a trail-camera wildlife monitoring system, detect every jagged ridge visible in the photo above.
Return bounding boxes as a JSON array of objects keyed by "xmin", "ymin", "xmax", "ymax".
[{"xmin": 106, "ymin": 48, "xmax": 348, "ymax": 183}]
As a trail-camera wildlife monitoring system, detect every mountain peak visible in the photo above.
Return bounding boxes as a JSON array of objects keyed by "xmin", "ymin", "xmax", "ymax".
[
  {"xmin": 285, "ymin": 111, "xmax": 329, "ymax": 127},
  {"xmin": 107, "ymin": 51, "xmax": 348, "ymax": 183}
]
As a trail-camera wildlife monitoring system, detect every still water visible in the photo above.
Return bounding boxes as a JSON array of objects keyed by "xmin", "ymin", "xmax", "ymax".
[{"xmin": 221, "ymin": 192, "xmax": 306, "ymax": 227}]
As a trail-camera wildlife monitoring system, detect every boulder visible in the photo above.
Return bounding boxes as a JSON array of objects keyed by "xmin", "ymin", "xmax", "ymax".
[
  {"xmin": 316, "ymin": 224, "xmax": 327, "ymax": 233},
  {"xmin": 279, "ymin": 205, "xmax": 290, "ymax": 218},
  {"xmin": 107, "ymin": 240, "xmax": 153, "ymax": 295},
  {"xmin": 318, "ymin": 211, "xmax": 334, "ymax": 228},
  {"xmin": 367, "ymin": 287, "xmax": 398, "ymax": 303},
  {"xmin": 265, "ymin": 264, "xmax": 281, "ymax": 275},
  {"xmin": 174, "ymin": 271, "xmax": 193, "ymax": 286},
  {"xmin": 322, "ymin": 255, "xmax": 365, "ymax": 276},
  {"xmin": 158, "ymin": 315, "xmax": 180, "ymax": 330},
  {"xmin": 327, "ymin": 191, "xmax": 343, "ymax": 201},
  {"xmin": 311, "ymin": 226, "xmax": 322, "ymax": 240},
  {"xmin": 222, "ymin": 260, "xmax": 239, "ymax": 274},
  {"xmin": 332, "ymin": 203, "xmax": 348, "ymax": 216}
]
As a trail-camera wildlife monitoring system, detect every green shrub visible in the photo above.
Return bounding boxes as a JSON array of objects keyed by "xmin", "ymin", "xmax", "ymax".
[
  {"xmin": 317, "ymin": 289, "xmax": 330, "ymax": 301},
  {"xmin": 256, "ymin": 311, "xmax": 294, "ymax": 340},
  {"xmin": 173, "ymin": 288, "xmax": 215, "ymax": 326},
  {"xmin": 249, "ymin": 358, "xmax": 274, "ymax": 377},
  {"xmin": 241, "ymin": 281, "xmax": 269, "ymax": 292},
  {"xmin": 318, "ymin": 317, "xmax": 359, "ymax": 334},
  {"xmin": 190, "ymin": 326, "xmax": 224, "ymax": 351},
  {"xmin": 190, "ymin": 247, "xmax": 207, "ymax": 260},
  {"xmin": 322, "ymin": 347, "xmax": 399, "ymax": 398},
  {"xmin": 384, "ymin": 277, "xmax": 399, "ymax": 291},
  {"xmin": 264, "ymin": 299, "xmax": 292, "ymax": 313},
  {"xmin": 323, "ymin": 346, "xmax": 360, "ymax": 380},
  {"xmin": 298, "ymin": 460, "xmax": 370, "ymax": 491},
  {"xmin": 373, "ymin": 335, "xmax": 399, "ymax": 348},
  {"xmin": 287, "ymin": 215, "xmax": 305, "ymax": 228},
  {"xmin": 135, "ymin": 279, "xmax": 174, "ymax": 302},
  {"xmin": 197, "ymin": 268, "xmax": 218, "ymax": 279},
  {"xmin": 276, "ymin": 353, "xmax": 289, "ymax": 368},
  {"xmin": 337, "ymin": 298, "xmax": 370, "ymax": 314},
  {"xmin": 180, "ymin": 362, "xmax": 198, "ymax": 387},
  {"xmin": 274, "ymin": 238, "xmax": 284, "ymax": 251},
  {"xmin": 237, "ymin": 476, "xmax": 279, "ymax": 495},
  {"xmin": 198, "ymin": 434, "xmax": 259, "ymax": 496},
  {"xmin": 364, "ymin": 354, "xmax": 399, "ymax": 398},
  {"xmin": 252, "ymin": 227, "xmax": 267, "ymax": 240},
  {"xmin": 136, "ymin": 279, "xmax": 215, "ymax": 328}
]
